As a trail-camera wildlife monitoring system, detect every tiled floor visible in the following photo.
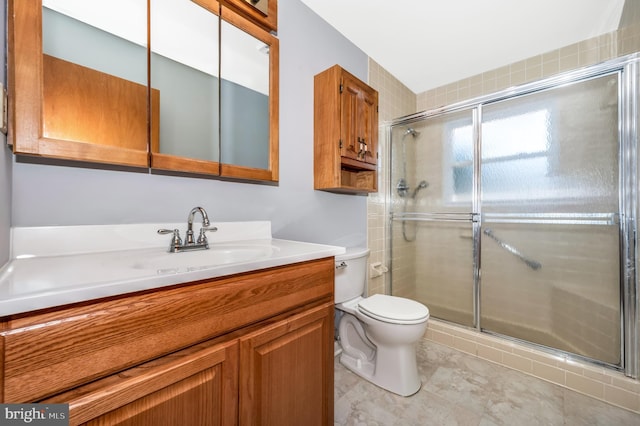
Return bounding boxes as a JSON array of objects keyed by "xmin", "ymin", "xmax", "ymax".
[{"xmin": 334, "ymin": 339, "xmax": 640, "ymax": 425}]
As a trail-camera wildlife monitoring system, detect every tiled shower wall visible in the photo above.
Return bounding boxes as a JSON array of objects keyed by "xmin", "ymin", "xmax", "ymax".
[
  {"xmin": 366, "ymin": 61, "xmax": 415, "ymax": 296},
  {"xmin": 367, "ymin": 17, "xmax": 640, "ymax": 413}
]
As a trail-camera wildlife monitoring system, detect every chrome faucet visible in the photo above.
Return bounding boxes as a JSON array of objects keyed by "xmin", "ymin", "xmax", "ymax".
[{"xmin": 158, "ymin": 206, "xmax": 218, "ymax": 253}]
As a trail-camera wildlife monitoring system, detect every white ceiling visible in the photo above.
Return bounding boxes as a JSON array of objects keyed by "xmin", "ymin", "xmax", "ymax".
[{"xmin": 300, "ymin": 0, "xmax": 626, "ymax": 94}]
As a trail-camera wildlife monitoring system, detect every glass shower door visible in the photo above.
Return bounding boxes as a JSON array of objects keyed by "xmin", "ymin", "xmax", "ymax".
[
  {"xmin": 390, "ymin": 109, "xmax": 476, "ymax": 327},
  {"xmin": 479, "ymin": 73, "xmax": 622, "ymax": 365}
]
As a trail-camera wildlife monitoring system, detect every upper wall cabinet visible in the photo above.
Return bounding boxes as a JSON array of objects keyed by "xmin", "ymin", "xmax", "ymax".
[
  {"xmin": 221, "ymin": 0, "xmax": 277, "ymax": 33},
  {"xmin": 314, "ymin": 65, "xmax": 379, "ymax": 194},
  {"xmin": 8, "ymin": 0, "xmax": 151, "ymax": 167}
]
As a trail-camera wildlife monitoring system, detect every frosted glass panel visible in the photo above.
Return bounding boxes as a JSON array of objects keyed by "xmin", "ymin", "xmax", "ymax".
[
  {"xmin": 390, "ymin": 109, "xmax": 474, "ymax": 214},
  {"xmin": 479, "ymin": 72, "xmax": 621, "ymax": 365},
  {"xmin": 391, "ymin": 220, "xmax": 474, "ymax": 327},
  {"xmin": 480, "ymin": 223, "xmax": 621, "ymax": 364},
  {"xmin": 481, "ymin": 74, "xmax": 619, "ymax": 213},
  {"xmin": 390, "ymin": 110, "xmax": 476, "ymax": 327}
]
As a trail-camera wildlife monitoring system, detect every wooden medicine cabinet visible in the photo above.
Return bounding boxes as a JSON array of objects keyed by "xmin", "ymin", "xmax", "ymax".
[
  {"xmin": 8, "ymin": 0, "xmax": 279, "ymax": 184},
  {"xmin": 314, "ymin": 65, "xmax": 379, "ymax": 194}
]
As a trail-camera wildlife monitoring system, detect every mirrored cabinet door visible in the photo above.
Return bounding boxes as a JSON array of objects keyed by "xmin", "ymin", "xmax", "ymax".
[
  {"xmin": 219, "ymin": 8, "xmax": 279, "ymax": 182},
  {"xmin": 150, "ymin": 0, "xmax": 221, "ymax": 176},
  {"xmin": 9, "ymin": 0, "xmax": 150, "ymax": 167}
]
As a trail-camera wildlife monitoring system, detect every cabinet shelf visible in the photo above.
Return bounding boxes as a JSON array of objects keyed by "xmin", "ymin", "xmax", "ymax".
[{"xmin": 337, "ymin": 168, "xmax": 377, "ymax": 194}]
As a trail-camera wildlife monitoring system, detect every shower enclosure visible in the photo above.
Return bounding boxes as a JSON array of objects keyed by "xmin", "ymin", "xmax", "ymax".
[{"xmin": 388, "ymin": 53, "xmax": 639, "ymax": 376}]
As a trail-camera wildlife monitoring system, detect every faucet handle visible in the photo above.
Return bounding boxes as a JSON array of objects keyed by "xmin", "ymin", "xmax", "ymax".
[
  {"xmin": 158, "ymin": 228, "xmax": 183, "ymax": 251},
  {"xmin": 158, "ymin": 228, "xmax": 180, "ymax": 236},
  {"xmin": 197, "ymin": 226, "xmax": 218, "ymax": 244}
]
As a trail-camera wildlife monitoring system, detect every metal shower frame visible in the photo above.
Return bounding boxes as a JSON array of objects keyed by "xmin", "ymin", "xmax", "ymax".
[{"xmin": 386, "ymin": 52, "xmax": 640, "ymax": 378}]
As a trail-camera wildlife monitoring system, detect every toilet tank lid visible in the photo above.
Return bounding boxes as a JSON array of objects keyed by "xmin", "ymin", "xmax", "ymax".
[{"xmin": 335, "ymin": 247, "xmax": 370, "ymax": 261}]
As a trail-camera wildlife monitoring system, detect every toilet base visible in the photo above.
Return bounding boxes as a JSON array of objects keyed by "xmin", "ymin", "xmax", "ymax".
[
  {"xmin": 337, "ymin": 340, "xmax": 423, "ymax": 397},
  {"xmin": 339, "ymin": 348, "xmax": 376, "ymax": 380}
]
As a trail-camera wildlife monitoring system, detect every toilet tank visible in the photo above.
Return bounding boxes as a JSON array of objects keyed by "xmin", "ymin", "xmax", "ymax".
[{"xmin": 335, "ymin": 247, "xmax": 370, "ymax": 304}]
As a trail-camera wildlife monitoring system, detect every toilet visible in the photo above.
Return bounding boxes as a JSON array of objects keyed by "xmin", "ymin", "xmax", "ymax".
[{"xmin": 334, "ymin": 247, "xmax": 430, "ymax": 396}]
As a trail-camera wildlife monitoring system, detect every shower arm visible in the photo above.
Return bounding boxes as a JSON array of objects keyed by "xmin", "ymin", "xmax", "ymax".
[{"xmin": 483, "ymin": 228, "xmax": 542, "ymax": 271}]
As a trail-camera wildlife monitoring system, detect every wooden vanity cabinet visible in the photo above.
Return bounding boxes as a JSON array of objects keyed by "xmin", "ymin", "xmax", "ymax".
[
  {"xmin": 314, "ymin": 65, "xmax": 379, "ymax": 194},
  {"xmin": 1, "ymin": 257, "xmax": 335, "ymax": 426}
]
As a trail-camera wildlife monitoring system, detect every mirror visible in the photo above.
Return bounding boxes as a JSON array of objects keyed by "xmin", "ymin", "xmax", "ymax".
[
  {"xmin": 9, "ymin": 0, "xmax": 151, "ymax": 166},
  {"xmin": 150, "ymin": 0, "xmax": 221, "ymax": 175},
  {"xmin": 219, "ymin": 8, "xmax": 279, "ymax": 182}
]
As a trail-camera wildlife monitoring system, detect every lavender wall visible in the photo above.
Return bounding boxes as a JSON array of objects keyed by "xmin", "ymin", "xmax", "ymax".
[{"xmin": 0, "ymin": 2, "xmax": 11, "ymax": 264}]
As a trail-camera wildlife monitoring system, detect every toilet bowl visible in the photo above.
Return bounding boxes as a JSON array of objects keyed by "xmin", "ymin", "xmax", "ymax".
[{"xmin": 334, "ymin": 248, "xmax": 429, "ymax": 396}]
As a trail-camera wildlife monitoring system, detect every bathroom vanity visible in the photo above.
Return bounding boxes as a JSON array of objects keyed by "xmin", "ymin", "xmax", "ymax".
[{"xmin": 0, "ymin": 222, "xmax": 341, "ymax": 425}]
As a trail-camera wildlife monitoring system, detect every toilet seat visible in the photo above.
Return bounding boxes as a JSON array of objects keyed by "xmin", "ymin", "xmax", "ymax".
[{"xmin": 358, "ymin": 294, "xmax": 430, "ymax": 325}]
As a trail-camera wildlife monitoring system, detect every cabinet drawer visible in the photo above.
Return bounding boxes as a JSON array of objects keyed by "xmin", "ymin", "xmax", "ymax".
[{"xmin": 0, "ymin": 257, "xmax": 334, "ymax": 402}]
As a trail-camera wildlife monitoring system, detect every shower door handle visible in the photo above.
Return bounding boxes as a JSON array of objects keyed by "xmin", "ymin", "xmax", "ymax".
[{"xmin": 483, "ymin": 228, "xmax": 542, "ymax": 271}]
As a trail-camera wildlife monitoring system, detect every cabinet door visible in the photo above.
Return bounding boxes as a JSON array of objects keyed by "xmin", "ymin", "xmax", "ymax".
[
  {"xmin": 149, "ymin": 0, "xmax": 221, "ymax": 176},
  {"xmin": 55, "ymin": 340, "xmax": 238, "ymax": 426},
  {"xmin": 239, "ymin": 303, "xmax": 334, "ymax": 426},
  {"xmin": 9, "ymin": 0, "xmax": 150, "ymax": 167},
  {"xmin": 340, "ymin": 75, "xmax": 361, "ymax": 162},
  {"xmin": 340, "ymin": 73, "xmax": 379, "ymax": 167},
  {"xmin": 359, "ymin": 87, "xmax": 378, "ymax": 166},
  {"xmin": 219, "ymin": 8, "xmax": 280, "ymax": 183}
]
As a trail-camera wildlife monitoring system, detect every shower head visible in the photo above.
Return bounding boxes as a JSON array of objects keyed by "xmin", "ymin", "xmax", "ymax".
[
  {"xmin": 397, "ymin": 128, "xmax": 421, "ymax": 197},
  {"xmin": 410, "ymin": 180, "xmax": 429, "ymax": 199}
]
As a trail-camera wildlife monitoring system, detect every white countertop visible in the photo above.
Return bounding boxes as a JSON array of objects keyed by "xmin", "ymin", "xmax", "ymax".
[{"xmin": 0, "ymin": 222, "xmax": 345, "ymax": 316}]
